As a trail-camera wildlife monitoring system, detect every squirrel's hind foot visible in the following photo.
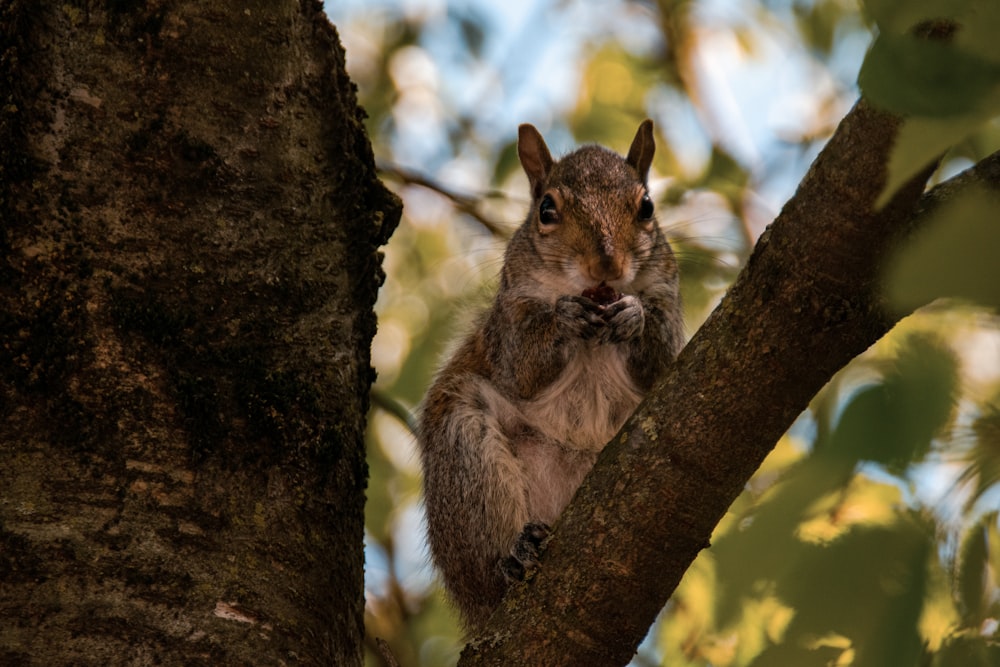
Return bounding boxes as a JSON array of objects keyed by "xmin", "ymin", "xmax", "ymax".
[{"xmin": 499, "ymin": 522, "xmax": 551, "ymax": 583}]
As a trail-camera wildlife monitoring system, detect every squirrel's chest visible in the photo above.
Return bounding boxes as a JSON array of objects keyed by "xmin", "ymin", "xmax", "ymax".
[{"xmin": 519, "ymin": 344, "xmax": 642, "ymax": 451}]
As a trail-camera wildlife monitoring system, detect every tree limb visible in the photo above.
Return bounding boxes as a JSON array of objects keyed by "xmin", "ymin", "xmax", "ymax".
[
  {"xmin": 459, "ymin": 95, "xmax": 999, "ymax": 665},
  {"xmin": 378, "ymin": 162, "xmax": 512, "ymax": 238}
]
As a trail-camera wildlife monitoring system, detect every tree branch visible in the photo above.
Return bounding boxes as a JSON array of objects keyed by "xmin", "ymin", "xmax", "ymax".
[
  {"xmin": 378, "ymin": 162, "xmax": 512, "ymax": 238},
  {"xmin": 459, "ymin": 95, "xmax": 999, "ymax": 664}
]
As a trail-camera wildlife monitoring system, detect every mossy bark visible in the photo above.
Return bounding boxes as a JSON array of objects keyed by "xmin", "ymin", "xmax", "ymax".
[{"xmin": 0, "ymin": 2, "xmax": 399, "ymax": 664}]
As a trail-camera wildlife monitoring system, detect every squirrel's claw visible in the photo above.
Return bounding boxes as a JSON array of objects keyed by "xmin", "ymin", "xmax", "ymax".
[
  {"xmin": 499, "ymin": 522, "xmax": 551, "ymax": 583},
  {"xmin": 556, "ymin": 295, "xmax": 607, "ymax": 338},
  {"xmin": 600, "ymin": 295, "xmax": 644, "ymax": 343}
]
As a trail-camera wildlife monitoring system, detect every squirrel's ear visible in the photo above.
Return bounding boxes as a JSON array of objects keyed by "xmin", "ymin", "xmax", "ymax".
[
  {"xmin": 518, "ymin": 124, "xmax": 554, "ymax": 199},
  {"xmin": 626, "ymin": 119, "xmax": 655, "ymax": 183}
]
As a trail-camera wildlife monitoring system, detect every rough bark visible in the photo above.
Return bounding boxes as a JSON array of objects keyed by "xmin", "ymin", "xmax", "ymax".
[
  {"xmin": 0, "ymin": 2, "xmax": 399, "ymax": 665},
  {"xmin": 459, "ymin": 98, "xmax": 1000, "ymax": 663}
]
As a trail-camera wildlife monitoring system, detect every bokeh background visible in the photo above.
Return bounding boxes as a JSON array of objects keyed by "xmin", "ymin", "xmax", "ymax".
[{"xmin": 324, "ymin": 1, "xmax": 1000, "ymax": 665}]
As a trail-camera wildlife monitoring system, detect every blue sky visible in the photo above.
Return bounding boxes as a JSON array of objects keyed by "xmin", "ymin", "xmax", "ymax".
[{"xmin": 324, "ymin": 0, "xmax": 869, "ymax": 211}]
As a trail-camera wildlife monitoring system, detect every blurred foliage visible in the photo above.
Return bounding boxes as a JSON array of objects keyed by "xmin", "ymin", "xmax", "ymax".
[
  {"xmin": 324, "ymin": 0, "xmax": 1000, "ymax": 664},
  {"xmin": 858, "ymin": 0, "xmax": 1000, "ymax": 204},
  {"xmin": 887, "ymin": 186, "xmax": 1000, "ymax": 311}
]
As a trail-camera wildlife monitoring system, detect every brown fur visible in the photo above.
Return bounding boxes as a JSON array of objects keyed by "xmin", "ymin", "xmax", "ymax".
[{"xmin": 417, "ymin": 121, "xmax": 685, "ymax": 630}]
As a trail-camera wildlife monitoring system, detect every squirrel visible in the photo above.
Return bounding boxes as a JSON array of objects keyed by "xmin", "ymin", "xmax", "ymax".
[{"xmin": 417, "ymin": 120, "xmax": 685, "ymax": 631}]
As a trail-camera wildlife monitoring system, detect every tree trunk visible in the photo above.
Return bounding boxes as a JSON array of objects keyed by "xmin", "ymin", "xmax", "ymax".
[{"xmin": 0, "ymin": 2, "xmax": 399, "ymax": 665}]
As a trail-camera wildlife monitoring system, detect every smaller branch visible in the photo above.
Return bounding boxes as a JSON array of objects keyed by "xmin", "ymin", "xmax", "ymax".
[
  {"xmin": 912, "ymin": 148, "xmax": 1000, "ymax": 215},
  {"xmin": 733, "ymin": 176, "xmax": 761, "ymax": 253},
  {"xmin": 370, "ymin": 389, "xmax": 417, "ymax": 434},
  {"xmin": 378, "ymin": 163, "xmax": 513, "ymax": 238},
  {"xmin": 375, "ymin": 638, "xmax": 402, "ymax": 667}
]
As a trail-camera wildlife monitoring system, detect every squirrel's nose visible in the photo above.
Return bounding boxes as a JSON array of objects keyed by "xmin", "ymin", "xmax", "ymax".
[{"xmin": 585, "ymin": 252, "xmax": 625, "ymax": 283}]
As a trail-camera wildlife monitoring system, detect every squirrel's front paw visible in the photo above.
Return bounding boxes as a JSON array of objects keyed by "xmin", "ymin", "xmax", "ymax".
[
  {"xmin": 600, "ymin": 295, "xmax": 644, "ymax": 343},
  {"xmin": 556, "ymin": 295, "xmax": 606, "ymax": 339},
  {"xmin": 499, "ymin": 522, "xmax": 551, "ymax": 583}
]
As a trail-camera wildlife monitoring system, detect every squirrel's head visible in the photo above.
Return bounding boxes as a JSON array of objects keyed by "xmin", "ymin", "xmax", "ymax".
[{"xmin": 516, "ymin": 120, "xmax": 665, "ymax": 293}]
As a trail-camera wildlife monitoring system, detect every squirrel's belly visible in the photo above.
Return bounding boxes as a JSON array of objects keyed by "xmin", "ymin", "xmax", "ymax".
[{"xmin": 520, "ymin": 344, "xmax": 642, "ymax": 452}]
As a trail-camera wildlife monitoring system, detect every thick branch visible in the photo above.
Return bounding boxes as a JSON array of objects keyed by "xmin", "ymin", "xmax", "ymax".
[{"xmin": 461, "ymin": 100, "xmax": 998, "ymax": 665}]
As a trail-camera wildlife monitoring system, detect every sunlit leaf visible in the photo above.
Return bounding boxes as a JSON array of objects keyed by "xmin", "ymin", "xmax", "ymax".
[
  {"xmin": 793, "ymin": 0, "xmax": 848, "ymax": 56},
  {"xmin": 754, "ymin": 434, "xmax": 807, "ymax": 481},
  {"xmin": 656, "ymin": 552, "xmax": 719, "ymax": 667},
  {"xmin": 726, "ymin": 596, "xmax": 797, "ymax": 666},
  {"xmin": 956, "ymin": 512, "xmax": 994, "ymax": 625},
  {"xmin": 861, "ymin": 0, "xmax": 1000, "ymax": 207},
  {"xmin": 748, "ymin": 641, "xmax": 844, "ymax": 667},
  {"xmin": 711, "ymin": 452, "xmax": 856, "ymax": 627},
  {"xmin": 778, "ymin": 516, "xmax": 933, "ymax": 667},
  {"xmin": 920, "ymin": 544, "xmax": 964, "ymax": 650},
  {"xmin": 796, "ymin": 475, "xmax": 903, "ymax": 543},
  {"xmin": 491, "ymin": 137, "xmax": 521, "ymax": 186},
  {"xmin": 693, "ymin": 146, "xmax": 750, "ymax": 212},
  {"xmin": 954, "ymin": 1, "xmax": 1000, "ymax": 64},
  {"xmin": 877, "ymin": 111, "xmax": 999, "ymax": 209},
  {"xmin": 859, "ymin": 33, "xmax": 1000, "ymax": 118},
  {"xmin": 861, "ymin": 0, "xmax": 971, "ymax": 34},
  {"xmin": 675, "ymin": 241, "xmax": 739, "ymax": 320},
  {"xmin": 571, "ymin": 47, "xmax": 651, "ymax": 138},
  {"xmin": 961, "ymin": 406, "xmax": 1000, "ymax": 508},
  {"xmin": 886, "ymin": 186, "xmax": 1000, "ymax": 310},
  {"xmin": 830, "ymin": 333, "xmax": 956, "ymax": 473},
  {"xmin": 931, "ymin": 634, "xmax": 1000, "ymax": 667}
]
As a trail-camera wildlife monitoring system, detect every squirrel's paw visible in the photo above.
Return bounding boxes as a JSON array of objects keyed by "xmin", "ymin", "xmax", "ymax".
[
  {"xmin": 600, "ymin": 295, "xmax": 644, "ymax": 343},
  {"xmin": 556, "ymin": 295, "xmax": 606, "ymax": 339},
  {"xmin": 499, "ymin": 522, "xmax": 551, "ymax": 583}
]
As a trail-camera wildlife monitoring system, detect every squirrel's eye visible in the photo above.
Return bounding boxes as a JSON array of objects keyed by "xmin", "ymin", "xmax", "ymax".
[
  {"xmin": 539, "ymin": 194, "xmax": 559, "ymax": 225},
  {"xmin": 639, "ymin": 194, "xmax": 655, "ymax": 221}
]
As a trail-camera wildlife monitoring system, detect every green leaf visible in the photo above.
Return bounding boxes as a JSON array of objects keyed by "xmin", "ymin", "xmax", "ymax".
[
  {"xmin": 859, "ymin": 33, "xmax": 1000, "ymax": 118},
  {"xmin": 778, "ymin": 517, "xmax": 933, "ymax": 667},
  {"xmin": 886, "ymin": 185, "xmax": 1000, "ymax": 310},
  {"xmin": 830, "ymin": 333, "xmax": 956, "ymax": 473},
  {"xmin": 695, "ymin": 145, "xmax": 749, "ymax": 194},
  {"xmin": 952, "ymin": 0, "xmax": 1000, "ymax": 65},
  {"xmin": 964, "ymin": 409, "xmax": 1000, "ymax": 509},
  {"xmin": 793, "ymin": 0, "xmax": 848, "ymax": 56},
  {"xmin": 675, "ymin": 241, "xmax": 739, "ymax": 318},
  {"xmin": 491, "ymin": 137, "xmax": 521, "ymax": 187},
  {"xmin": 877, "ymin": 111, "xmax": 998, "ymax": 208},
  {"xmin": 861, "ymin": 0, "xmax": 972, "ymax": 34},
  {"xmin": 858, "ymin": 0, "xmax": 1000, "ymax": 206},
  {"xmin": 956, "ymin": 513, "xmax": 992, "ymax": 625},
  {"xmin": 932, "ymin": 634, "xmax": 1000, "ymax": 667},
  {"xmin": 749, "ymin": 642, "xmax": 843, "ymax": 667},
  {"xmin": 707, "ymin": 337, "xmax": 954, "ymax": 629},
  {"xmin": 710, "ymin": 453, "xmax": 856, "ymax": 627}
]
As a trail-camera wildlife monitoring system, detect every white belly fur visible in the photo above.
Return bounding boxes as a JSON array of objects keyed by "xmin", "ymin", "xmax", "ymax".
[
  {"xmin": 521, "ymin": 343, "xmax": 641, "ymax": 452},
  {"xmin": 518, "ymin": 344, "xmax": 641, "ymax": 523},
  {"xmin": 466, "ymin": 344, "xmax": 641, "ymax": 526}
]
